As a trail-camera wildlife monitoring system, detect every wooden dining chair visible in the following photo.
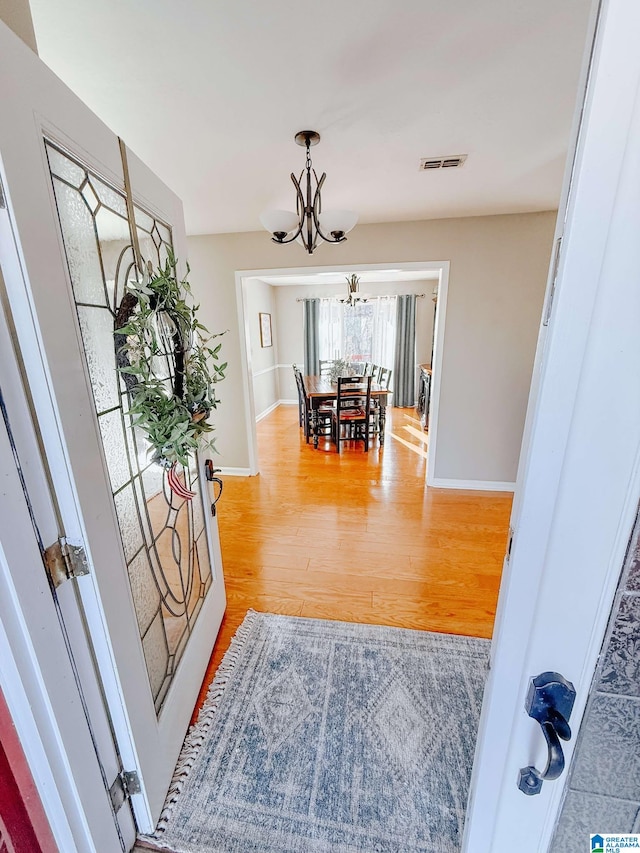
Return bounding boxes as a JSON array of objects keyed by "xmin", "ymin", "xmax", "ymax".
[
  {"xmin": 368, "ymin": 368, "xmax": 392, "ymax": 440},
  {"xmin": 319, "ymin": 359, "xmax": 335, "ymax": 377},
  {"xmin": 293, "ymin": 364, "xmax": 304, "ymax": 429},
  {"xmin": 294, "ymin": 367, "xmax": 331, "ymax": 444},
  {"xmin": 332, "ymin": 375, "xmax": 372, "ymax": 453},
  {"xmin": 293, "ymin": 367, "xmax": 312, "ymax": 440},
  {"xmin": 378, "ymin": 367, "xmax": 392, "ymax": 389}
]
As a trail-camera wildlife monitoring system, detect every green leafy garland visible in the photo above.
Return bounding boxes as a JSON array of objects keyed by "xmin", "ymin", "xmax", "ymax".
[{"xmin": 115, "ymin": 253, "xmax": 226, "ymax": 468}]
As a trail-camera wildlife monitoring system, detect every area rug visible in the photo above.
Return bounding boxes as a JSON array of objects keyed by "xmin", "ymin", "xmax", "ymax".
[{"xmin": 141, "ymin": 611, "xmax": 489, "ymax": 853}]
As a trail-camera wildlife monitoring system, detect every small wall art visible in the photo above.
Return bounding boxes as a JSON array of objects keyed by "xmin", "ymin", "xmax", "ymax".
[{"xmin": 259, "ymin": 312, "xmax": 272, "ymax": 347}]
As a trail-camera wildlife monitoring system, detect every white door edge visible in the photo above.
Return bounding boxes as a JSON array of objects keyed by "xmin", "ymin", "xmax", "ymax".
[
  {"xmin": 235, "ymin": 271, "xmax": 259, "ymax": 475},
  {"xmin": 425, "ymin": 262, "xmax": 449, "ymax": 487}
]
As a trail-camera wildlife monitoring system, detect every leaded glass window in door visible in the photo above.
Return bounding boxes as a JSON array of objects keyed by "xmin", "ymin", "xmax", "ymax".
[{"xmin": 45, "ymin": 140, "xmax": 213, "ymax": 713}]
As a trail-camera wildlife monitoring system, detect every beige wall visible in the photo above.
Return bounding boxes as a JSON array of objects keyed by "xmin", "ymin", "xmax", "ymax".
[
  {"xmin": 187, "ymin": 210, "xmax": 556, "ymax": 483},
  {"xmin": 273, "ymin": 279, "xmax": 436, "ymax": 403},
  {"xmin": 245, "ymin": 279, "xmax": 279, "ymax": 418},
  {"xmin": 0, "ymin": 0, "xmax": 37, "ymax": 51}
]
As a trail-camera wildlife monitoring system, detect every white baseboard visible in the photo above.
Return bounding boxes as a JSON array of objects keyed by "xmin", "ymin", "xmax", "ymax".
[
  {"xmin": 255, "ymin": 400, "xmax": 280, "ymax": 422},
  {"xmin": 429, "ymin": 477, "xmax": 516, "ymax": 492},
  {"xmin": 218, "ymin": 467, "xmax": 252, "ymax": 477},
  {"xmin": 279, "ymin": 399, "xmax": 298, "ymax": 406}
]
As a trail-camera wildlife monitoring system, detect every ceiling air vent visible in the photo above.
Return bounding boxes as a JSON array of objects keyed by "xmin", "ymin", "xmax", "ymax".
[{"xmin": 419, "ymin": 155, "xmax": 467, "ymax": 171}]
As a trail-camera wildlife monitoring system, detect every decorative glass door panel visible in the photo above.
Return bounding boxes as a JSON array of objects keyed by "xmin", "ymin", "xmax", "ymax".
[{"xmin": 45, "ymin": 141, "xmax": 213, "ymax": 713}]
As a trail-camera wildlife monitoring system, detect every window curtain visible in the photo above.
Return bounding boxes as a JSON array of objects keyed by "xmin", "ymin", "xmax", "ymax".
[
  {"xmin": 303, "ymin": 298, "xmax": 320, "ymax": 375},
  {"xmin": 370, "ymin": 297, "xmax": 397, "ymax": 381},
  {"xmin": 393, "ymin": 294, "xmax": 416, "ymax": 406},
  {"xmin": 318, "ymin": 298, "xmax": 342, "ymax": 361}
]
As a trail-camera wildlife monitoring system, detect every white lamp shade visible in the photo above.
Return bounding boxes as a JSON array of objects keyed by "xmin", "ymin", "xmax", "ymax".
[
  {"xmin": 259, "ymin": 209, "xmax": 299, "ymax": 235},
  {"xmin": 319, "ymin": 209, "xmax": 358, "ymax": 237}
]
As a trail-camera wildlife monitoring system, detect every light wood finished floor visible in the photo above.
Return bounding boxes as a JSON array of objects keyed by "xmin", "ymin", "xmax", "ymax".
[{"xmin": 193, "ymin": 405, "xmax": 512, "ymax": 718}]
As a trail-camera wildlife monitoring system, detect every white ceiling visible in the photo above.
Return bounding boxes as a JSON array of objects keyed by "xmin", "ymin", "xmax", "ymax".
[{"xmin": 29, "ymin": 0, "xmax": 593, "ymax": 237}]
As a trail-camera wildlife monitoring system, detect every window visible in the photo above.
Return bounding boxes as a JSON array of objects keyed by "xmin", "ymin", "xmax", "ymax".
[
  {"xmin": 343, "ymin": 302, "xmax": 374, "ymax": 361},
  {"xmin": 319, "ymin": 296, "xmax": 396, "ymax": 375}
]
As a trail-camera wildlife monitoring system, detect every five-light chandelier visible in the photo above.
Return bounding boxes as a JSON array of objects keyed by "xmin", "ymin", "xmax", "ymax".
[
  {"xmin": 339, "ymin": 274, "xmax": 368, "ymax": 308},
  {"xmin": 260, "ymin": 130, "xmax": 358, "ymax": 255}
]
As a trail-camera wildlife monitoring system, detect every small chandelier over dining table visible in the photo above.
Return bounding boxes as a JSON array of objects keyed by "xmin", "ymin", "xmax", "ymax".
[
  {"xmin": 339, "ymin": 274, "xmax": 368, "ymax": 308},
  {"xmin": 259, "ymin": 130, "xmax": 358, "ymax": 255}
]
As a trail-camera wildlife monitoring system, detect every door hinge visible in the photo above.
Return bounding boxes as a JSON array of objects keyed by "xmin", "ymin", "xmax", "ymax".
[
  {"xmin": 543, "ymin": 236, "xmax": 562, "ymax": 327},
  {"xmin": 506, "ymin": 526, "xmax": 514, "ymax": 562},
  {"xmin": 109, "ymin": 769, "xmax": 141, "ymax": 813},
  {"xmin": 43, "ymin": 537, "xmax": 90, "ymax": 588}
]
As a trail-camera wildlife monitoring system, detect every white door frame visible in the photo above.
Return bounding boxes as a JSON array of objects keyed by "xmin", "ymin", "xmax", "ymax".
[
  {"xmin": 0, "ymin": 488, "xmax": 95, "ymax": 853},
  {"xmin": 0, "ymin": 306, "xmax": 122, "ymax": 851},
  {"xmin": 0, "ymin": 610, "xmax": 78, "ymax": 853},
  {"xmin": 463, "ymin": 1, "xmax": 640, "ymax": 849},
  {"xmin": 234, "ymin": 260, "xmax": 450, "ymax": 479}
]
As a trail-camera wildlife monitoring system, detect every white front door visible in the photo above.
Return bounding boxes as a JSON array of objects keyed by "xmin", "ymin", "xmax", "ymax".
[
  {"xmin": 464, "ymin": 1, "xmax": 640, "ymax": 850},
  {"xmin": 0, "ymin": 22, "xmax": 226, "ymax": 833}
]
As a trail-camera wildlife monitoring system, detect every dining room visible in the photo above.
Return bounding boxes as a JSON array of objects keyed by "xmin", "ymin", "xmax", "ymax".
[{"xmin": 239, "ymin": 263, "xmax": 441, "ymax": 467}]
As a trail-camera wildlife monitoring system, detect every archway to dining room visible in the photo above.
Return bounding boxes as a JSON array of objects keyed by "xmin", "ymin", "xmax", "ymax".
[{"xmin": 234, "ymin": 260, "xmax": 448, "ymax": 483}]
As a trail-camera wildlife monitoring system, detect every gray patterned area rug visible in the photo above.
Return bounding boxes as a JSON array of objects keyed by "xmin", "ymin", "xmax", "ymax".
[{"xmin": 140, "ymin": 611, "xmax": 489, "ymax": 853}]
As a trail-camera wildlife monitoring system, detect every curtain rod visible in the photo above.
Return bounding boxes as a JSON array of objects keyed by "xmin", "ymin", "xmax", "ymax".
[{"xmin": 296, "ymin": 293, "xmax": 426, "ymax": 302}]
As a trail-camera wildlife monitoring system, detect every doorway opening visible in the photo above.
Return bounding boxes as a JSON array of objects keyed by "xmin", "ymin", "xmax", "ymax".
[{"xmin": 234, "ymin": 260, "xmax": 450, "ymax": 484}]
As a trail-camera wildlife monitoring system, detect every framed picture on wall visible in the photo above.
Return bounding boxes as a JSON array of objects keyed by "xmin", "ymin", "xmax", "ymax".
[{"xmin": 259, "ymin": 312, "xmax": 272, "ymax": 348}]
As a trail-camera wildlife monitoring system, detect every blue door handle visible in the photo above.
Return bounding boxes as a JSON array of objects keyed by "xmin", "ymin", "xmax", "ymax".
[{"xmin": 518, "ymin": 671, "xmax": 576, "ymax": 796}]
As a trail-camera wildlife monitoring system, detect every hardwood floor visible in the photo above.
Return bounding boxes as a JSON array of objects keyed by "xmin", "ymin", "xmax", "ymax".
[{"xmin": 192, "ymin": 405, "xmax": 512, "ymax": 720}]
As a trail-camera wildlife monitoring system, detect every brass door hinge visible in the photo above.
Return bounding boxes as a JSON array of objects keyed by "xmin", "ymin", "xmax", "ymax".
[{"xmin": 43, "ymin": 537, "xmax": 89, "ymax": 588}]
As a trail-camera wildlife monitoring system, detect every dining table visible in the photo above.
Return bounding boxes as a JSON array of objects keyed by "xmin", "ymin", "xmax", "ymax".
[{"xmin": 303, "ymin": 375, "xmax": 390, "ymax": 449}]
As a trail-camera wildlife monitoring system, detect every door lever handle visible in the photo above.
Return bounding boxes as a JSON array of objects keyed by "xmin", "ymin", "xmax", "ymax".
[
  {"xmin": 518, "ymin": 671, "xmax": 576, "ymax": 796},
  {"xmin": 204, "ymin": 460, "xmax": 223, "ymax": 517}
]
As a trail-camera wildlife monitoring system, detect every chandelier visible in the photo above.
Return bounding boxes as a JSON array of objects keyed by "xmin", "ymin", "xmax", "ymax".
[
  {"xmin": 259, "ymin": 130, "xmax": 358, "ymax": 255},
  {"xmin": 339, "ymin": 274, "xmax": 368, "ymax": 308}
]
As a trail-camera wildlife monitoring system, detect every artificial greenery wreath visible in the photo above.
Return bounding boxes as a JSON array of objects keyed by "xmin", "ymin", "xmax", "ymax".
[{"xmin": 114, "ymin": 252, "xmax": 226, "ymax": 470}]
